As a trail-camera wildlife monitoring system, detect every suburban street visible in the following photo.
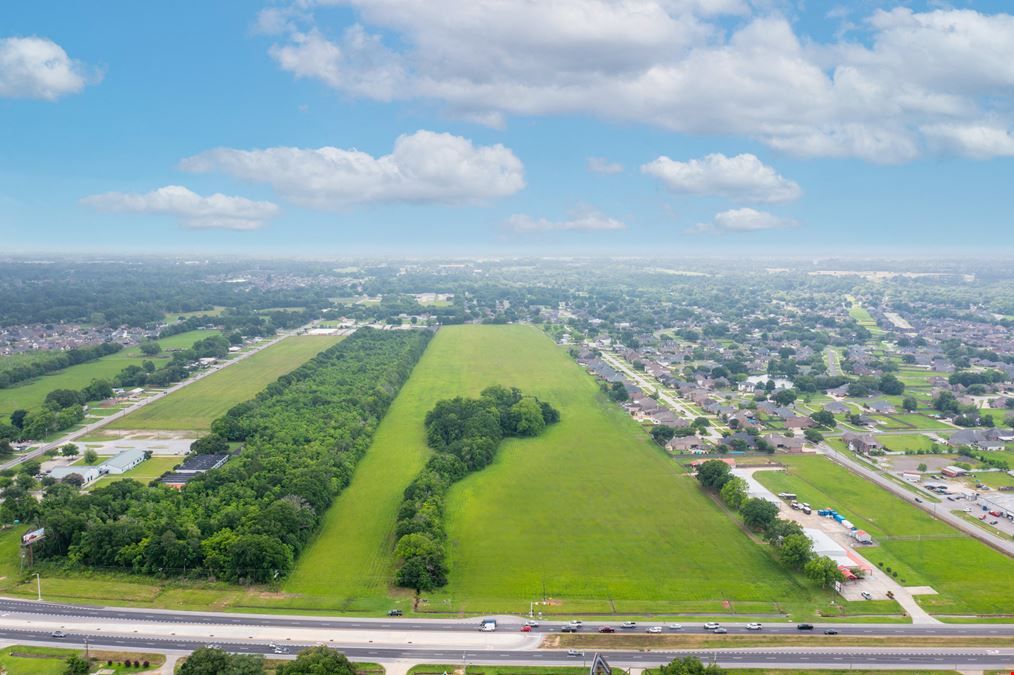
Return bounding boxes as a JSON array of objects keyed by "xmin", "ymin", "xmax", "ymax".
[
  {"xmin": 819, "ymin": 443, "xmax": 1014, "ymax": 557},
  {"xmin": 600, "ymin": 350, "xmax": 726, "ymax": 439},
  {"xmin": 0, "ymin": 330, "xmax": 296, "ymax": 472}
]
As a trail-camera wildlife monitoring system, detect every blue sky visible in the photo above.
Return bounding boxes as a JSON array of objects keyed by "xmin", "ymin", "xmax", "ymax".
[{"xmin": 1, "ymin": 0, "xmax": 1013, "ymax": 256}]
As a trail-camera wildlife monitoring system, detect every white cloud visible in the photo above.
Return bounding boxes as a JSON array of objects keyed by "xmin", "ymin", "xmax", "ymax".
[
  {"xmin": 181, "ymin": 130, "xmax": 525, "ymax": 209},
  {"xmin": 689, "ymin": 207, "xmax": 796, "ymax": 234},
  {"xmin": 641, "ymin": 153, "xmax": 801, "ymax": 203},
  {"xmin": 263, "ymin": 3, "xmax": 1014, "ymax": 162},
  {"xmin": 587, "ymin": 157, "xmax": 624, "ymax": 174},
  {"xmin": 81, "ymin": 185, "xmax": 280, "ymax": 230},
  {"xmin": 506, "ymin": 208, "xmax": 626, "ymax": 232},
  {"xmin": 0, "ymin": 36, "xmax": 98, "ymax": 100},
  {"xmin": 921, "ymin": 123, "xmax": 1014, "ymax": 159}
]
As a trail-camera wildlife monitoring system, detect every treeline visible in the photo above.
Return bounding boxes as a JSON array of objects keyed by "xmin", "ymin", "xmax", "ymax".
[
  {"xmin": 695, "ymin": 460, "xmax": 845, "ymax": 588},
  {"xmin": 0, "ymin": 342, "xmax": 122, "ymax": 389},
  {"xmin": 113, "ymin": 335, "xmax": 230, "ymax": 388},
  {"xmin": 0, "ymin": 335, "xmax": 232, "ymax": 442},
  {"xmin": 22, "ymin": 328, "xmax": 430, "ymax": 583},
  {"xmin": 394, "ymin": 386, "xmax": 559, "ymax": 592},
  {"xmin": 160, "ymin": 308, "xmax": 314, "ymax": 339}
]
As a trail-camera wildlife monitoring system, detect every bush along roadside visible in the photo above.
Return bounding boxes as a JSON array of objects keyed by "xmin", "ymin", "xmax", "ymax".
[{"xmin": 394, "ymin": 386, "xmax": 559, "ymax": 593}]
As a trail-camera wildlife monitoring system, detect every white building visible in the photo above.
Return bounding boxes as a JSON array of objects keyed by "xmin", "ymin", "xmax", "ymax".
[
  {"xmin": 101, "ymin": 449, "xmax": 145, "ymax": 475},
  {"xmin": 50, "ymin": 466, "xmax": 102, "ymax": 486}
]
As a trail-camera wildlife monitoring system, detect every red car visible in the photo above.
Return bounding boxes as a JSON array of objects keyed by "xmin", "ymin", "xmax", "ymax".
[
  {"xmin": 521, "ymin": 625, "xmax": 532, "ymax": 632},
  {"xmin": 599, "ymin": 626, "xmax": 616, "ymax": 633}
]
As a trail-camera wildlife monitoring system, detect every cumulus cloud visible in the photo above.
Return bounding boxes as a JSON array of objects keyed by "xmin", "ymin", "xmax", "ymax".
[
  {"xmin": 262, "ymin": 2, "xmax": 1014, "ymax": 162},
  {"xmin": 506, "ymin": 208, "xmax": 626, "ymax": 232},
  {"xmin": 181, "ymin": 130, "xmax": 525, "ymax": 209},
  {"xmin": 921, "ymin": 122, "xmax": 1014, "ymax": 159},
  {"xmin": 81, "ymin": 185, "xmax": 280, "ymax": 230},
  {"xmin": 688, "ymin": 207, "xmax": 797, "ymax": 234},
  {"xmin": 641, "ymin": 153, "xmax": 801, "ymax": 203},
  {"xmin": 0, "ymin": 36, "xmax": 99, "ymax": 100},
  {"xmin": 587, "ymin": 157, "xmax": 624, "ymax": 174}
]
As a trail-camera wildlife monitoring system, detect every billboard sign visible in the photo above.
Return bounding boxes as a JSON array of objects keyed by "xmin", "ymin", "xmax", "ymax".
[{"xmin": 21, "ymin": 528, "xmax": 45, "ymax": 546}]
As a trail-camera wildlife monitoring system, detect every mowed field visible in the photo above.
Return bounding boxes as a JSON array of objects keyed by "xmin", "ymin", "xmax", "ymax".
[
  {"xmin": 282, "ymin": 325, "xmax": 824, "ymax": 615},
  {"xmin": 108, "ymin": 335, "xmax": 342, "ymax": 431},
  {"xmin": 754, "ymin": 456, "xmax": 1014, "ymax": 617},
  {"xmin": 0, "ymin": 330, "xmax": 218, "ymax": 417}
]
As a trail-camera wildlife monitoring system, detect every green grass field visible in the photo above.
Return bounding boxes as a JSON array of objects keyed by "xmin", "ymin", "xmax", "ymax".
[
  {"xmin": 879, "ymin": 434, "xmax": 940, "ymax": 452},
  {"xmin": 282, "ymin": 325, "xmax": 828, "ymax": 616},
  {"xmin": 754, "ymin": 456, "xmax": 1014, "ymax": 616},
  {"xmin": 107, "ymin": 335, "xmax": 342, "ymax": 431},
  {"xmin": 0, "ymin": 330, "xmax": 219, "ymax": 417}
]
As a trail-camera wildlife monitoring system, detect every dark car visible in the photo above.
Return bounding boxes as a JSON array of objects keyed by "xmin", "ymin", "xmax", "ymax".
[
  {"xmin": 599, "ymin": 626, "xmax": 616, "ymax": 633},
  {"xmin": 387, "ymin": 609, "xmax": 403, "ymax": 616},
  {"xmin": 797, "ymin": 623, "xmax": 814, "ymax": 630},
  {"xmin": 824, "ymin": 629, "xmax": 839, "ymax": 635},
  {"xmin": 561, "ymin": 625, "xmax": 578, "ymax": 633}
]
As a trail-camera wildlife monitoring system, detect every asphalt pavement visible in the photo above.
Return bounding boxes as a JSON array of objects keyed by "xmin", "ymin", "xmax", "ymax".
[{"xmin": 0, "ymin": 627, "xmax": 1011, "ymax": 670}]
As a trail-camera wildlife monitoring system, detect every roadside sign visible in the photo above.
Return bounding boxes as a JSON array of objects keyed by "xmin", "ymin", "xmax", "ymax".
[{"xmin": 21, "ymin": 528, "xmax": 45, "ymax": 546}]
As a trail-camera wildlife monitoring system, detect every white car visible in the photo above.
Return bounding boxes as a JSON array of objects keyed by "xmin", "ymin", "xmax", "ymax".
[
  {"xmin": 746, "ymin": 623, "xmax": 762, "ymax": 630},
  {"xmin": 647, "ymin": 626, "xmax": 663, "ymax": 634},
  {"xmin": 703, "ymin": 622, "xmax": 721, "ymax": 630},
  {"xmin": 668, "ymin": 623, "xmax": 683, "ymax": 630},
  {"xmin": 621, "ymin": 621, "xmax": 636, "ymax": 628},
  {"xmin": 567, "ymin": 649, "xmax": 584, "ymax": 657},
  {"xmin": 569, "ymin": 620, "xmax": 583, "ymax": 626},
  {"xmin": 526, "ymin": 620, "xmax": 540, "ymax": 627}
]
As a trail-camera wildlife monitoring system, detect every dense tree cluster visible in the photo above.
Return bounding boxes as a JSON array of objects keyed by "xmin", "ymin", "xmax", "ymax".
[
  {"xmin": 180, "ymin": 645, "xmax": 355, "ymax": 675},
  {"xmin": 394, "ymin": 386, "xmax": 559, "ymax": 592},
  {"xmin": 0, "ymin": 342, "xmax": 122, "ymax": 389},
  {"xmin": 20, "ymin": 329, "xmax": 430, "ymax": 583}
]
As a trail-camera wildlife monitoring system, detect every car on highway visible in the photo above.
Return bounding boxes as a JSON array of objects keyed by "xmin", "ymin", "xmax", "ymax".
[
  {"xmin": 824, "ymin": 629, "xmax": 839, "ymax": 635},
  {"xmin": 861, "ymin": 591, "xmax": 873, "ymax": 600},
  {"xmin": 50, "ymin": 631, "xmax": 66, "ymax": 638},
  {"xmin": 668, "ymin": 623, "xmax": 683, "ymax": 630},
  {"xmin": 621, "ymin": 621, "xmax": 636, "ymax": 628},
  {"xmin": 569, "ymin": 620, "xmax": 583, "ymax": 627},
  {"xmin": 561, "ymin": 625, "xmax": 578, "ymax": 633},
  {"xmin": 525, "ymin": 620, "xmax": 539, "ymax": 627},
  {"xmin": 273, "ymin": 647, "xmax": 288, "ymax": 654},
  {"xmin": 521, "ymin": 625, "xmax": 532, "ymax": 632},
  {"xmin": 797, "ymin": 623, "xmax": 814, "ymax": 630},
  {"xmin": 745, "ymin": 622, "xmax": 762, "ymax": 630},
  {"xmin": 647, "ymin": 626, "xmax": 663, "ymax": 633},
  {"xmin": 703, "ymin": 622, "xmax": 721, "ymax": 630},
  {"xmin": 567, "ymin": 650, "xmax": 584, "ymax": 657},
  {"xmin": 713, "ymin": 627, "xmax": 728, "ymax": 634},
  {"xmin": 387, "ymin": 609, "xmax": 403, "ymax": 616},
  {"xmin": 599, "ymin": 626, "xmax": 615, "ymax": 633}
]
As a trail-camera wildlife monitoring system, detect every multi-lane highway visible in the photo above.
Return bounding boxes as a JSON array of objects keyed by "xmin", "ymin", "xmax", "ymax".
[
  {"xmin": 1, "ymin": 598, "xmax": 1012, "ymax": 670},
  {"xmin": 0, "ymin": 627, "xmax": 1011, "ymax": 670},
  {"xmin": 2, "ymin": 597, "xmax": 1013, "ymax": 637}
]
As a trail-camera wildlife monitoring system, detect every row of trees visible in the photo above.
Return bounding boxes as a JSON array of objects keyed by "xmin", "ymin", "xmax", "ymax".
[
  {"xmin": 394, "ymin": 386, "xmax": 560, "ymax": 592},
  {"xmin": 0, "ymin": 377, "xmax": 115, "ymax": 442},
  {"xmin": 0, "ymin": 334, "xmax": 232, "ymax": 443},
  {"xmin": 696, "ymin": 460, "xmax": 846, "ymax": 588},
  {"xmin": 179, "ymin": 645, "xmax": 356, "ymax": 674},
  {"xmin": 25, "ymin": 329, "xmax": 431, "ymax": 583},
  {"xmin": 0, "ymin": 341, "xmax": 122, "ymax": 389}
]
